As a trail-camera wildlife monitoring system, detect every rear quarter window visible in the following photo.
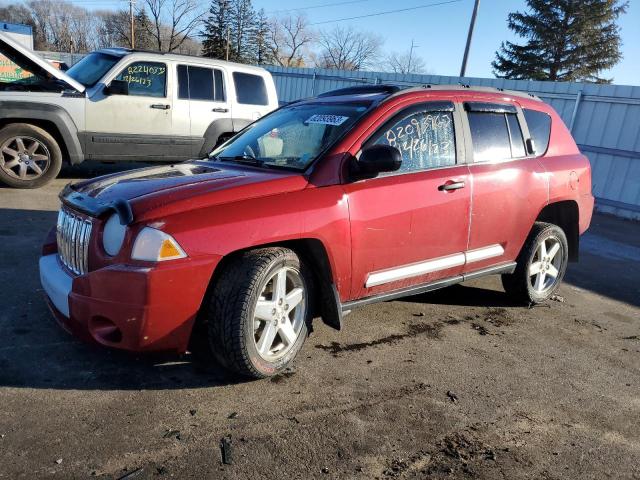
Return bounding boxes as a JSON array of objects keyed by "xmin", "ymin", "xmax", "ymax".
[
  {"xmin": 233, "ymin": 72, "xmax": 268, "ymax": 105},
  {"xmin": 523, "ymin": 109, "xmax": 552, "ymax": 156}
]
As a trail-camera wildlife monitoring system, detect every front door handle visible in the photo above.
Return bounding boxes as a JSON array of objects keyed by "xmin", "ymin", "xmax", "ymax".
[
  {"xmin": 438, "ymin": 181, "xmax": 466, "ymax": 191},
  {"xmin": 212, "ymin": 107, "xmax": 229, "ymax": 113},
  {"xmin": 151, "ymin": 104, "xmax": 170, "ymax": 110}
]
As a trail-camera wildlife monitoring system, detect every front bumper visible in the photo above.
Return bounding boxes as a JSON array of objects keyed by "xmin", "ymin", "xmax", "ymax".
[{"xmin": 39, "ymin": 253, "xmax": 218, "ymax": 353}]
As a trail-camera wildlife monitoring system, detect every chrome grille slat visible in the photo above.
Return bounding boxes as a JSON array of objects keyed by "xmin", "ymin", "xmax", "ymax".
[{"xmin": 56, "ymin": 207, "xmax": 92, "ymax": 275}]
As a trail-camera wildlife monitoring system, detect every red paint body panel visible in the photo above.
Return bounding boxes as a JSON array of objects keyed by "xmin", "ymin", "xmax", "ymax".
[
  {"xmin": 42, "ymin": 88, "xmax": 594, "ymax": 353},
  {"xmin": 344, "ymin": 167, "xmax": 471, "ymax": 298},
  {"xmin": 465, "ymin": 159, "xmax": 548, "ymax": 271}
]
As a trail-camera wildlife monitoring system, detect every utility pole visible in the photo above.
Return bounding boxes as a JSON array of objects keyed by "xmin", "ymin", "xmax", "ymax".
[
  {"xmin": 459, "ymin": 0, "xmax": 480, "ymax": 77},
  {"xmin": 225, "ymin": 26, "xmax": 230, "ymax": 61},
  {"xmin": 129, "ymin": 0, "xmax": 135, "ymax": 49},
  {"xmin": 407, "ymin": 39, "xmax": 418, "ymax": 74}
]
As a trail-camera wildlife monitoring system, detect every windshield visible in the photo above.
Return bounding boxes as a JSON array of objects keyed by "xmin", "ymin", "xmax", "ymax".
[
  {"xmin": 211, "ymin": 102, "xmax": 371, "ymax": 170},
  {"xmin": 66, "ymin": 52, "xmax": 121, "ymax": 87}
]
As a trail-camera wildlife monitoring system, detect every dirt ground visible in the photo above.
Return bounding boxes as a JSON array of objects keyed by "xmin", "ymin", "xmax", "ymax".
[{"xmin": 0, "ymin": 162, "xmax": 639, "ymax": 479}]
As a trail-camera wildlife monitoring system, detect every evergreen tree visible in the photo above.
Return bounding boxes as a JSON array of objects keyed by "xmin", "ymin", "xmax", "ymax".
[
  {"xmin": 252, "ymin": 8, "xmax": 273, "ymax": 65},
  {"xmin": 201, "ymin": 0, "xmax": 232, "ymax": 59},
  {"xmin": 493, "ymin": 0, "xmax": 628, "ymax": 83},
  {"xmin": 134, "ymin": 9, "xmax": 155, "ymax": 50},
  {"xmin": 230, "ymin": 0, "xmax": 256, "ymax": 63}
]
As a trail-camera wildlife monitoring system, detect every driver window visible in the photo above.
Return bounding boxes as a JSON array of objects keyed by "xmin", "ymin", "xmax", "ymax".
[
  {"xmin": 115, "ymin": 61, "xmax": 166, "ymax": 97},
  {"xmin": 370, "ymin": 109, "xmax": 456, "ymax": 173}
]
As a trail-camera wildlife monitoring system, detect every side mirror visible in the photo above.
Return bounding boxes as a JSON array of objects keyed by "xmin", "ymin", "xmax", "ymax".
[
  {"xmin": 526, "ymin": 138, "xmax": 536, "ymax": 155},
  {"xmin": 350, "ymin": 144, "xmax": 402, "ymax": 180},
  {"xmin": 104, "ymin": 79, "xmax": 129, "ymax": 96}
]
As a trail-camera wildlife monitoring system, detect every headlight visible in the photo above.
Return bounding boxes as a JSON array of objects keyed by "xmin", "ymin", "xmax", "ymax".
[
  {"xmin": 131, "ymin": 227, "xmax": 187, "ymax": 262},
  {"xmin": 102, "ymin": 214, "xmax": 127, "ymax": 256}
]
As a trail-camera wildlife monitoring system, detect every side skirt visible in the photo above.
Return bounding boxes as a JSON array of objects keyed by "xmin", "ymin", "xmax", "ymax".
[{"xmin": 341, "ymin": 262, "xmax": 517, "ymax": 312}]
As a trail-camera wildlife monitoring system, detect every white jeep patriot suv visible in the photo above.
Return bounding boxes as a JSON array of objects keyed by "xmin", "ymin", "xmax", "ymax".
[{"xmin": 0, "ymin": 32, "xmax": 278, "ymax": 188}]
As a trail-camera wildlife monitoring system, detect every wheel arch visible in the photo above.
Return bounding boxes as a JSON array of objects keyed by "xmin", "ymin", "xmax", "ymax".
[
  {"xmin": 195, "ymin": 237, "xmax": 343, "ymax": 341},
  {"xmin": 0, "ymin": 102, "xmax": 83, "ymax": 164},
  {"xmin": 536, "ymin": 200, "xmax": 579, "ymax": 262},
  {"xmin": 198, "ymin": 117, "xmax": 253, "ymax": 158}
]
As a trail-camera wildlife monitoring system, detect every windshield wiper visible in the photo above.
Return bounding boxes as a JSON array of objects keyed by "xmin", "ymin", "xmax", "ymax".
[{"xmin": 218, "ymin": 154, "xmax": 265, "ymax": 166}]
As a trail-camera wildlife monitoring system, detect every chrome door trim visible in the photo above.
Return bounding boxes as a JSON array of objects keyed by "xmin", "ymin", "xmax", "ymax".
[{"xmin": 364, "ymin": 244, "xmax": 504, "ymax": 288}]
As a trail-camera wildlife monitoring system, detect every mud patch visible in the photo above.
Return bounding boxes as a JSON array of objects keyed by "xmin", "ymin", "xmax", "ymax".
[
  {"xmin": 471, "ymin": 323, "xmax": 489, "ymax": 336},
  {"xmin": 383, "ymin": 450, "xmax": 432, "ymax": 477},
  {"xmin": 270, "ymin": 369, "xmax": 296, "ymax": 383},
  {"xmin": 316, "ymin": 322, "xmax": 442, "ymax": 357},
  {"xmin": 382, "ymin": 431, "xmax": 504, "ymax": 478}
]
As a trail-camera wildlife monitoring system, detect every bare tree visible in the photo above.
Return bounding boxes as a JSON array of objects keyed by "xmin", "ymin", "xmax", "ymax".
[
  {"xmin": 316, "ymin": 26, "xmax": 381, "ymax": 71},
  {"xmin": 383, "ymin": 49, "xmax": 429, "ymax": 75},
  {"xmin": 26, "ymin": 0, "xmax": 101, "ymax": 52},
  {"xmin": 267, "ymin": 14, "xmax": 314, "ymax": 67},
  {"xmin": 140, "ymin": 0, "xmax": 206, "ymax": 52},
  {"xmin": 94, "ymin": 9, "xmax": 155, "ymax": 50}
]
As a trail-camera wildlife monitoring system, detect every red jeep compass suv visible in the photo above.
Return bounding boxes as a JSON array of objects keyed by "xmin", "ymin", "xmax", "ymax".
[{"xmin": 40, "ymin": 85, "xmax": 594, "ymax": 378}]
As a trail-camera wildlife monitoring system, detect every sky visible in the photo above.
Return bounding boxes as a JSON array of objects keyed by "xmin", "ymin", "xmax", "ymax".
[{"xmin": 71, "ymin": 0, "xmax": 639, "ymax": 85}]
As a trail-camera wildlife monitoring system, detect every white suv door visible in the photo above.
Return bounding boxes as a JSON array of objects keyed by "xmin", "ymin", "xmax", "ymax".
[
  {"xmin": 174, "ymin": 62, "xmax": 231, "ymax": 157},
  {"xmin": 84, "ymin": 59, "xmax": 190, "ymax": 161}
]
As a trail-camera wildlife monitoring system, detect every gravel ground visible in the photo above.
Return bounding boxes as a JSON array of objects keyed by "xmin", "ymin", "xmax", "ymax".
[{"xmin": 0, "ymin": 162, "xmax": 639, "ymax": 479}]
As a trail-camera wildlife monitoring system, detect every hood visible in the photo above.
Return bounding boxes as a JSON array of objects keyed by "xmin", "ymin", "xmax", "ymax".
[
  {"xmin": 64, "ymin": 161, "xmax": 309, "ymax": 221},
  {"xmin": 0, "ymin": 32, "xmax": 85, "ymax": 93}
]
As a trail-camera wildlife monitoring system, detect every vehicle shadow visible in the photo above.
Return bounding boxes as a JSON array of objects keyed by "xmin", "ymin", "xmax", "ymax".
[{"xmin": 397, "ymin": 283, "xmax": 521, "ymax": 308}]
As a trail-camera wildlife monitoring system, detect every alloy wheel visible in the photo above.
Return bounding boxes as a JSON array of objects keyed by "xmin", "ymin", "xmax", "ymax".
[
  {"xmin": 529, "ymin": 236, "xmax": 563, "ymax": 293},
  {"xmin": 0, "ymin": 136, "xmax": 51, "ymax": 180},
  {"xmin": 252, "ymin": 266, "xmax": 307, "ymax": 361}
]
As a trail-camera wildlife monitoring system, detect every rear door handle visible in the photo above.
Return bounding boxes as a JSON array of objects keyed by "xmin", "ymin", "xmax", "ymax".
[
  {"xmin": 438, "ymin": 181, "xmax": 466, "ymax": 191},
  {"xmin": 212, "ymin": 107, "xmax": 229, "ymax": 113},
  {"xmin": 151, "ymin": 104, "xmax": 170, "ymax": 110}
]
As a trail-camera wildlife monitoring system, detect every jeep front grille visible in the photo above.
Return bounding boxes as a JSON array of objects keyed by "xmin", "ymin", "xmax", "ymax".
[{"xmin": 56, "ymin": 208, "xmax": 92, "ymax": 275}]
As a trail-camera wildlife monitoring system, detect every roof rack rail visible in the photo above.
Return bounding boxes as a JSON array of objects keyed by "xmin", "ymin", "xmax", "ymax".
[
  {"xmin": 384, "ymin": 84, "xmax": 542, "ymax": 102},
  {"xmin": 317, "ymin": 85, "xmax": 402, "ymax": 98}
]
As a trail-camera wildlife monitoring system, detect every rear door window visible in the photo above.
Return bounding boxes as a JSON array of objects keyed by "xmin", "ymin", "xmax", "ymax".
[
  {"xmin": 177, "ymin": 65, "xmax": 225, "ymax": 102},
  {"xmin": 115, "ymin": 61, "xmax": 166, "ymax": 97},
  {"xmin": 233, "ymin": 72, "xmax": 268, "ymax": 105},
  {"xmin": 466, "ymin": 103, "xmax": 527, "ymax": 161},
  {"xmin": 523, "ymin": 109, "xmax": 552, "ymax": 155}
]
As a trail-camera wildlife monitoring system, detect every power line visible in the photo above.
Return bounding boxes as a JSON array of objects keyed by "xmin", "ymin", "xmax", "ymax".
[
  {"xmin": 267, "ymin": 0, "xmax": 372, "ymax": 14},
  {"xmin": 310, "ymin": 0, "xmax": 462, "ymax": 25}
]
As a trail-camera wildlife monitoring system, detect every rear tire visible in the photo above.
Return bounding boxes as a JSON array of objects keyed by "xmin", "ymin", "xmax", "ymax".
[
  {"xmin": 0, "ymin": 123, "xmax": 62, "ymax": 188},
  {"xmin": 203, "ymin": 247, "xmax": 313, "ymax": 378},
  {"xmin": 502, "ymin": 222, "xmax": 569, "ymax": 304}
]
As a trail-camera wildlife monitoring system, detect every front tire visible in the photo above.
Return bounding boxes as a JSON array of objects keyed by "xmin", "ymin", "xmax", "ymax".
[
  {"xmin": 502, "ymin": 222, "xmax": 569, "ymax": 304},
  {"xmin": 0, "ymin": 123, "xmax": 62, "ymax": 188},
  {"xmin": 204, "ymin": 247, "xmax": 313, "ymax": 378}
]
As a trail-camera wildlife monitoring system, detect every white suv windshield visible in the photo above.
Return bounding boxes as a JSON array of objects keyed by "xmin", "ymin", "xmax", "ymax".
[
  {"xmin": 212, "ymin": 102, "xmax": 370, "ymax": 171},
  {"xmin": 66, "ymin": 52, "xmax": 121, "ymax": 87}
]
